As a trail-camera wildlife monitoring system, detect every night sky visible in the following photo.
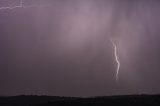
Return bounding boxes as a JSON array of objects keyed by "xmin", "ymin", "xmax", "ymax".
[{"xmin": 0, "ymin": 0, "xmax": 160, "ymax": 97}]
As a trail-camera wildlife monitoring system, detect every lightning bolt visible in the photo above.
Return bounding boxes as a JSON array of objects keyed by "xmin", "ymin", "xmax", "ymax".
[
  {"xmin": 0, "ymin": 0, "xmax": 48, "ymax": 10},
  {"xmin": 0, "ymin": 0, "xmax": 24, "ymax": 10},
  {"xmin": 111, "ymin": 39, "xmax": 120, "ymax": 82}
]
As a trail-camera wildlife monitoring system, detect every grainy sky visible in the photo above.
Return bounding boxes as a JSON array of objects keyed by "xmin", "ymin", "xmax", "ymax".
[{"xmin": 0, "ymin": 0, "xmax": 160, "ymax": 97}]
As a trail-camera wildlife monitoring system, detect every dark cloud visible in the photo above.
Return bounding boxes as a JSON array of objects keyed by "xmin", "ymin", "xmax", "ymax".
[{"xmin": 0, "ymin": 0, "xmax": 160, "ymax": 96}]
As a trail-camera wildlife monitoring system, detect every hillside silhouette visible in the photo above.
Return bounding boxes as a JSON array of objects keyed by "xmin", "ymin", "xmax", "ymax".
[{"xmin": 0, "ymin": 95, "xmax": 160, "ymax": 106}]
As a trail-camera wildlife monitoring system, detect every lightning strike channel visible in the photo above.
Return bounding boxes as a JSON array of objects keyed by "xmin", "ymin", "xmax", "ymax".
[
  {"xmin": 0, "ymin": 0, "xmax": 24, "ymax": 10},
  {"xmin": 111, "ymin": 39, "xmax": 120, "ymax": 82},
  {"xmin": 0, "ymin": 0, "xmax": 47, "ymax": 10}
]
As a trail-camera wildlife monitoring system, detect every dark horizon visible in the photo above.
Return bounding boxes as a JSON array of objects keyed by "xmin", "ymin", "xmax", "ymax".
[{"xmin": 1, "ymin": 94, "xmax": 160, "ymax": 106}]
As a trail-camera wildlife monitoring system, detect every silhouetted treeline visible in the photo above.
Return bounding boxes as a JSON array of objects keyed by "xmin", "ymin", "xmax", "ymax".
[
  {"xmin": 0, "ymin": 95, "xmax": 160, "ymax": 106},
  {"xmin": 0, "ymin": 95, "xmax": 79, "ymax": 106}
]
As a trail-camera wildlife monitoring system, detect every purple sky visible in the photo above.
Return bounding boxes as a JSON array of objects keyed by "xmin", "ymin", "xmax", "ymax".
[{"xmin": 0, "ymin": 0, "xmax": 160, "ymax": 97}]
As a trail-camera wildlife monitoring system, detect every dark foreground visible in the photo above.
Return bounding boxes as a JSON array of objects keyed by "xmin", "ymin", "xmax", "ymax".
[{"xmin": 0, "ymin": 95, "xmax": 160, "ymax": 106}]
